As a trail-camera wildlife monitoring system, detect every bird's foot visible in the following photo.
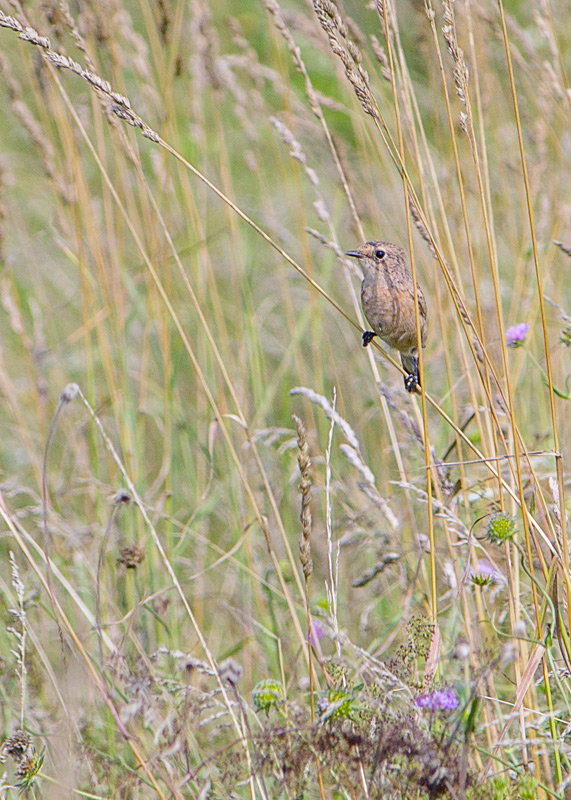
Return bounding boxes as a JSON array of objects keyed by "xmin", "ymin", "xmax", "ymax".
[
  {"xmin": 362, "ymin": 331, "xmax": 377, "ymax": 347},
  {"xmin": 404, "ymin": 373, "xmax": 420, "ymax": 393}
]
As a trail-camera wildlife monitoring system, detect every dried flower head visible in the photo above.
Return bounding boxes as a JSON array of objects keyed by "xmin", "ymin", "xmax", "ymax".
[
  {"xmin": 512, "ymin": 619, "xmax": 526, "ymax": 638},
  {"xmin": 219, "ymin": 658, "xmax": 243, "ymax": 686},
  {"xmin": 15, "ymin": 749, "xmax": 44, "ymax": 792},
  {"xmin": 500, "ymin": 642, "xmax": 517, "ymax": 665},
  {"xmin": 1, "ymin": 730, "xmax": 32, "ymax": 762},
  {"xmin": 453, "ymin": 640, "xmax": 471, "ymax": 661},
  {"xmin": 117, "ymin": 544, "xmax": 145, "ymax": 569},
  {"xmin": 486, "ymin": 513, "xmax": 516, "ymax": 544},
  {"xmin": 505, "ymin": 322, "xmax": 530, "ymax": 348},
  {"xmin": 112, "ymin": 489, "xmax": 132, "ymax": 505},
  {"xmin": 60, "ymin": 382, "xmax": 80, "ymax": 403}
]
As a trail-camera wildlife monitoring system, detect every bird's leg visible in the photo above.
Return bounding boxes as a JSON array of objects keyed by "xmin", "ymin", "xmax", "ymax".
[
  {"xmin": 401, "ymin": 353, "xmax": 421, "ymax": 392},
  {"xmin": 362, "ymin": 331, "xmax": 377, "ymax": 347}
]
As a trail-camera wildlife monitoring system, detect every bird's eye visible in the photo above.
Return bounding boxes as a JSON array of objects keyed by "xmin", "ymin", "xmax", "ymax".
[{"xmin": 374, "ymin": 249, "xmax": 386, "ymax": 260}]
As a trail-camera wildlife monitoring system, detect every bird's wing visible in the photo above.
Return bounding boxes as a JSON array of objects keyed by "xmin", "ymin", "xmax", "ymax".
[
  {"xmin": 407, "ymin": 284, "xmax": 428, "ymax": 346},
  {"xmin": 407, "ymin": 284, "xmax": 427, "ymax": 318}
]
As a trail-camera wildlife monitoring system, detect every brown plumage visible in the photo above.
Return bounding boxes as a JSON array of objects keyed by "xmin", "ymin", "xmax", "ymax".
[{"xmin": 346, "ymin": 240, "xmax": 428, "ymax": 392}]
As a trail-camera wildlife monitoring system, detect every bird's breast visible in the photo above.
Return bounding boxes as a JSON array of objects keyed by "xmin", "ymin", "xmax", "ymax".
[{"xmin": 361, "ymin": 275, "xmax": 425, "ymax": 353}]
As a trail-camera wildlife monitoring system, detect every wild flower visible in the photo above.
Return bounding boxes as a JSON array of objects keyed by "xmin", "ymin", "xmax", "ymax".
[
  {"xmin": 470, "ymin": 560, "xmax": 505, "ymax": 587},
  {"xmin": 505, "ymin": 322, "xmax": 530, "ymax": 347},
  {"xmin": 308, "ymin": 619, "xmax": 326, "ymax": 647},
  {"xmin": 415, "ymin": 688, "xmax": 459, "ymax": 711}
]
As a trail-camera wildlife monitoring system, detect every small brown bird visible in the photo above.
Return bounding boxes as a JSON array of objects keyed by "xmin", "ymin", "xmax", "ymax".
[{"xmin": 346, "ymin": 240, "xmax": 428, "ymax": 392}]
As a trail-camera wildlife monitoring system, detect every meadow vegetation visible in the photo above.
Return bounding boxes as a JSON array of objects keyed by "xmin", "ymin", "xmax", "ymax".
[{"xmin": 0, "ymin": 0, "xmax": 569, "ymax": 797}]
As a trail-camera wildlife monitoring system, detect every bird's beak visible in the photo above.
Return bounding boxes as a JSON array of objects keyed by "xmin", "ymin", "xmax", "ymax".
[{"xmin": 345, "ymin": 249, "xmax": 362, "ymax": 258}]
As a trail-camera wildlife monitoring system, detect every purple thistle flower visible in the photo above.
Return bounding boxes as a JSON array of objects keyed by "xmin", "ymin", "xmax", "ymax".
[
  {"xmin": 416, "ymin": 689, "xmax": 459, "ymax": 711},
  {"xmin": 506, "ymin": 322, "xmax": 530, "ymax": 348},
  {"xmin": 318, "ymin": 696, "xmax": 330, "ymax": 714},
  {"xmin": 308, "ymin": 619, "xmax": 326, "ymax": 647},
  {"xmin": 471, "ymin": 560, "xmax": 505, "ymax": 587}
]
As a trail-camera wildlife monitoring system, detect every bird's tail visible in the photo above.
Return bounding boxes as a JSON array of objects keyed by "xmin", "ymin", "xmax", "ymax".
[{"xmin": 400, "ymin": 352, "xmax": 420, "ymax": 392}]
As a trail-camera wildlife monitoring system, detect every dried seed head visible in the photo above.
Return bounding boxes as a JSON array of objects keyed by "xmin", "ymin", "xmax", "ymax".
[
  {"xmin": 1, "ymin": 730, "xmax": 32, "ymax": 762},
  {"xmin": 117, "ymin": 544, "xmax": 145, "ymax": 569},
  {"xmin": 313, "ymin": 0, "xmax": 378, "ymax": 118},
  {"xmin": 60, "ymin": 382, "xmax": 79, "ymax": 403},
  {"xmin": 219, "ymin": 658, "xmax": 243, "ymax": 686},
  {"xmin": 292, "ymin": 414, "xmax": 313, "ymax": 579},
  {"xmin": 15, "ymin": 749, "xmax": 44, "ymax": 793},
  {"xmin": 453, "ymin": 639, "xmax": 471, "ymax": 661},
  {"xmin": 112, "ymin": 489, "xmax": 132, "ymax": 505}
]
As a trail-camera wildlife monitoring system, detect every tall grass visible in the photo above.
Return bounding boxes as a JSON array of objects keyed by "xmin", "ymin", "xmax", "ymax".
[{"xmin": 0, "ymin": 0, "xmax": 569, "ymax": 797}]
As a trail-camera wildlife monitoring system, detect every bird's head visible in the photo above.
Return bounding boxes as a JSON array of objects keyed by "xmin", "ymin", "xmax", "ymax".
[{"xmin": 345, "ymin": 240, "xmax": 405, "ymax": 278}]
